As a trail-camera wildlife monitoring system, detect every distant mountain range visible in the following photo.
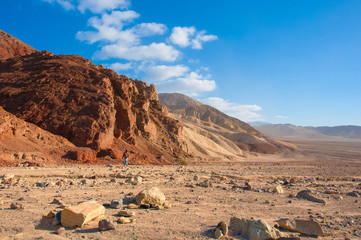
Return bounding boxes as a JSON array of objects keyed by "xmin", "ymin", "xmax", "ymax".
[
  {"xmin": 250, "ymin": 123, "xmax": 361, "ymax": 139},
  {"xmin": 159, "ymin": 93, "xmax": 297, "ymax": 160}
]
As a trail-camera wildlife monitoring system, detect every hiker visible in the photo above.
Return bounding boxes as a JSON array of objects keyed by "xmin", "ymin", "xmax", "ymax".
[{"xmin": 123, "ymin": 150, "xmax": 129, "ymax": 166}]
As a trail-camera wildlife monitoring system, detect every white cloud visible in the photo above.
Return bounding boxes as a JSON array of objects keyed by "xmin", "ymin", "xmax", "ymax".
[
  {"xmin": 108, "ymin": 62, "xmax": 132, "ymax": 71},
  {"xmin": 144, "ymin": 65, "xmax": 189, "ymax": 82},
  {"xmin": 155, "ymin": 71, "xmax": 216, "ymax": 96},
  {"xmin": 199, "ymin": 97, "xmax": 263, "ymax": 122},
  {"xmin": 169, "ymin": 26, "xmax": 196, "ymax": 47},
  {"xmin": 76, "ymin": 11, "xmax": 167, "ymax": 48},
  {"xmin": 276, "ymin": 115, "xmax": 289, "ymax": 119},
  {"xmin": 94, "ymin": 42, "xmax": 180, "ymax": 61},
  {"xmin": 42, "ymin": 0, "xmax": 75, "ymax": 10},
  {"xmin": 76, "ymin": 10, "xmax": 140, "ymax": 44},
  {"xmin": 169, "ymin": 26, "xmax": 217, "ymax": 49},
  {"xmin": 131, "ymin": 23, "xmax": 167, "ymax": 37},
  {"xmin": 191, "ymin": 30, "xmax": 218, "ymax": 49},
  {"xmin": 77, "ymin": 0, "xmax": 130, "ymax": 13}
]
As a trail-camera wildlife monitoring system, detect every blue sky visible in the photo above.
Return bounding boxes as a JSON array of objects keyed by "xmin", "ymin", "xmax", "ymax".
[{"xmin": 1, "ymin": 0, "xmax": 360, "ymax": 126}]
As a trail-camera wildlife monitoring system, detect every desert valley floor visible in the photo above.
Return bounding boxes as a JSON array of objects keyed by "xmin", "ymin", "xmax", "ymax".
[{"xmin": 0, "ymin": 138, "xmax": 360, "ymax": 240}]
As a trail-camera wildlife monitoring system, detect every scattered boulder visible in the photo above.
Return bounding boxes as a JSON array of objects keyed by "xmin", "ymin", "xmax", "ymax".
[
  {"xmin": 135, "ymin": 187, "xmax": 166, "ymax": 205},
  {"xmin": 230, "ymin": 217, "xmax": 282, "ymax": 240},
  {"xmin": 324, "ymin": 189, "xmax": 339, "ymax": 194},
  {"xmin": 245, "ymin": 181, "xmax": 254, "ymax": 191},
  {"xmin": 296, "ymin": 190, "xmax": 326, "ymax": 204},
  {"xmin": 110, "ymin": 198, "xmax": 123, "ymax": 209},
  {"xmin": 125, "ymin": 203, "xmax": 139, "ymax": 209},
  {"xmin": 126, "ymin": 176, "xmax": 143, "ymax": 185},
  {"xmin": 61, "ymin": 201, "xmax": 105, "ymax": 228},
  {"xmin": 273, "ymin": 185, "xmax": 284, "ymax": 194},
  {"xmin": 10, "ymin": 202, "xmax": 24, "ymax": 210},
  {"xmin": 118, "ymin": 210, "xmax": 135, "ymax": 217},
  {"xmin": 55, "ymin": 227, "xmax": 65, "ymax": 235},
  {"xmin": 277, "ymin": 218, "xmax": 324, "ymax": 236},
  {"xmin": 117, "ymin": 217, "xmax": 135, "ymax": 224},
  {"xmin": 346, "ymin": 191, "xmax": 360, "ymax": 198},
  {"xmin": 98, "ymin": 219, "xmax": 117, "ymax": 231}
]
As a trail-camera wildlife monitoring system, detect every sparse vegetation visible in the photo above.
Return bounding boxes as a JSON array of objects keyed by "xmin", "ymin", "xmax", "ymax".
[{"xmin": 175, "ymin": 157, "xmax": 189, "ymax": 166}]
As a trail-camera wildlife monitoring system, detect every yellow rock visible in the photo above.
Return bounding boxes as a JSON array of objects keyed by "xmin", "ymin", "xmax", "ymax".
[{"xmin": 61, "ymin": 201, "xmax": 105, "ymax": 228}]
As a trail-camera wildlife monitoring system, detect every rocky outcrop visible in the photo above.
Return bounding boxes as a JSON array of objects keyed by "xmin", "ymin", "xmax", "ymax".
[
  {"xmin": 0, "ymin": 51, "xmax": 116, "ymax": 150},
  {"xmin": 0, "ymin": 30, "xmax": 37, "ymax": 59},
  {"xmin": 159, "ymin": 93, "xmax": 297, "ymax": 155},
  {"xmin": 0, "ymin": 30, "xmax": 187, "ymax": 164}
]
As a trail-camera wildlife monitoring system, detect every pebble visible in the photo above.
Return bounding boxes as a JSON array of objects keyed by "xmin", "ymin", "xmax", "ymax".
[
  {"xmin": 55, "ymin": 227, "xmax": 65, "ymax": 235},
  {"xmin": 98, "ymin": 219, "xmax": 117, "ymax": 231},
  {"xmin": 118, "ymin": 210, "xmax": 135, "ymax": 217},
  {"xmin": 126, "ymin": 203, "xmax": 139, "ymax": 209},
  {"xmin": 117, "ymin": 217, "xmax": 135, "ymax": 224},
  {"xmin": 110, "ymin": 198, "xmax": 123, "ymax": 209},
  {"xmin": 10, "ymin": 202, "xmax": 24, "ymax": 210}
]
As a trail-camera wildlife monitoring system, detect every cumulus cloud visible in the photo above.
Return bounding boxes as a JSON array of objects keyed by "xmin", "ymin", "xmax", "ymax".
[
  {"xmin": 76, "ymin": 10, "xmax": 140, "ymax": 44},
  {"xmin": 94, "ymin": 42, "xmax": 180, "ymax": 61},
  {"xmin": 169, "ymin": 26, "xmax": 217, "ymax": 49},
  {"xmin": 107, "ymin": 62, "xmax": 132, "ymax": 71},
  {"xmin": 144, "ymin": 65, "xmax": 189, "ymax": 82},
  {"xmin": 199, "ymin": 97, "xmax": 263, "ymax": 122},
  {"xmin": 169, "ymin": 26, "xmax": 196, "ymax": 47},
  {"xmin": 77, "ymin": 0, "xmax": 130, "ymax": 13},
  {"xmin": 154, "ymin": 71, "xmax": 216, "ymax": 96},
  {"xmin": 42, "ymin": 0, "xmax": 75, "ymax": 10},
  {"xmin": 191, "ymin": 30, "xmax": 218, "ymax": 49}
]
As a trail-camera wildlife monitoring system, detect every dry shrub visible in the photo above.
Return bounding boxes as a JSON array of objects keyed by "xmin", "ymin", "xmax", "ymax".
[{"xmin": 176, "ymin": 157, "xmax": 189, "ymax": 166}]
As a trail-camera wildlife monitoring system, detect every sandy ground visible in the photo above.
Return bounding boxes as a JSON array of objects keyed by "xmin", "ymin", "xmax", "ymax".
[{"xmin": 0, "ymin": 139, "xmax": 360, "ymax": 240}]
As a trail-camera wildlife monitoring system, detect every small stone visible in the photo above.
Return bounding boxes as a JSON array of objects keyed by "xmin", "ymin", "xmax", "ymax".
[
  {"xmin": 98, "ymin": 219, "xmax": 117, "ymax": 231},
  {"xmin": 110, "ymin": 198, "xmax": 123, "ymax": 209},
  {"xmin": 80, "ymin": 179, "xmax": 90, "ymax": 185},
  {"xmin": 55, "ymin": 227, "xmax": 65, "ymax": 235},
  {"xmin": 185, "ymin": 183, "xmax": 196, "ymax": 188},
  {"xmin": 273, "ymin": 185, "xmax": 284, "ymax": 193},
  {"xmin": 194, "ymin": 175, "xmax": 200, "ymax": 181},
  {"xmin": 10, "ymin": 202, "xmax": 24, "ymax": 210},
  {"xmin": 126, "ymin": 203, "xmax": 139, "ymax": 209},
  {"xmin": 335, "ymin": 195, "xmax": 343, "ymax": 200},
  {"xmin": 118, "ymin": 210, "xmax": 135, "ymax": 217},
  {"xmin": 117, "ymin": 217, "xmax": 134, "ymax": 224},
  {"xmin": 346, "ymin": 191, "xmax": 360, "ymax": 198},
  {"xmin": 245, "ymin": 181, "xmax": 254, "ymax": 190}
]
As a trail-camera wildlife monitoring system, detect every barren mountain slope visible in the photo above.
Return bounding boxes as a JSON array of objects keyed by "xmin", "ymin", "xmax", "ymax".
[
  {"xmin": 0, "ymin": 29, "xmax": 37, "ymax": 59},
  {"xmin": 0, "ymin": 30, "xmax": 188, "ymax": 165},
  {"xmin": 0, "ymin": 107, "xmax": 76, "ymax": 166},
  {"xmin": 159, "ymin": 93, "xmax": 296, "ymax": 158}
]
